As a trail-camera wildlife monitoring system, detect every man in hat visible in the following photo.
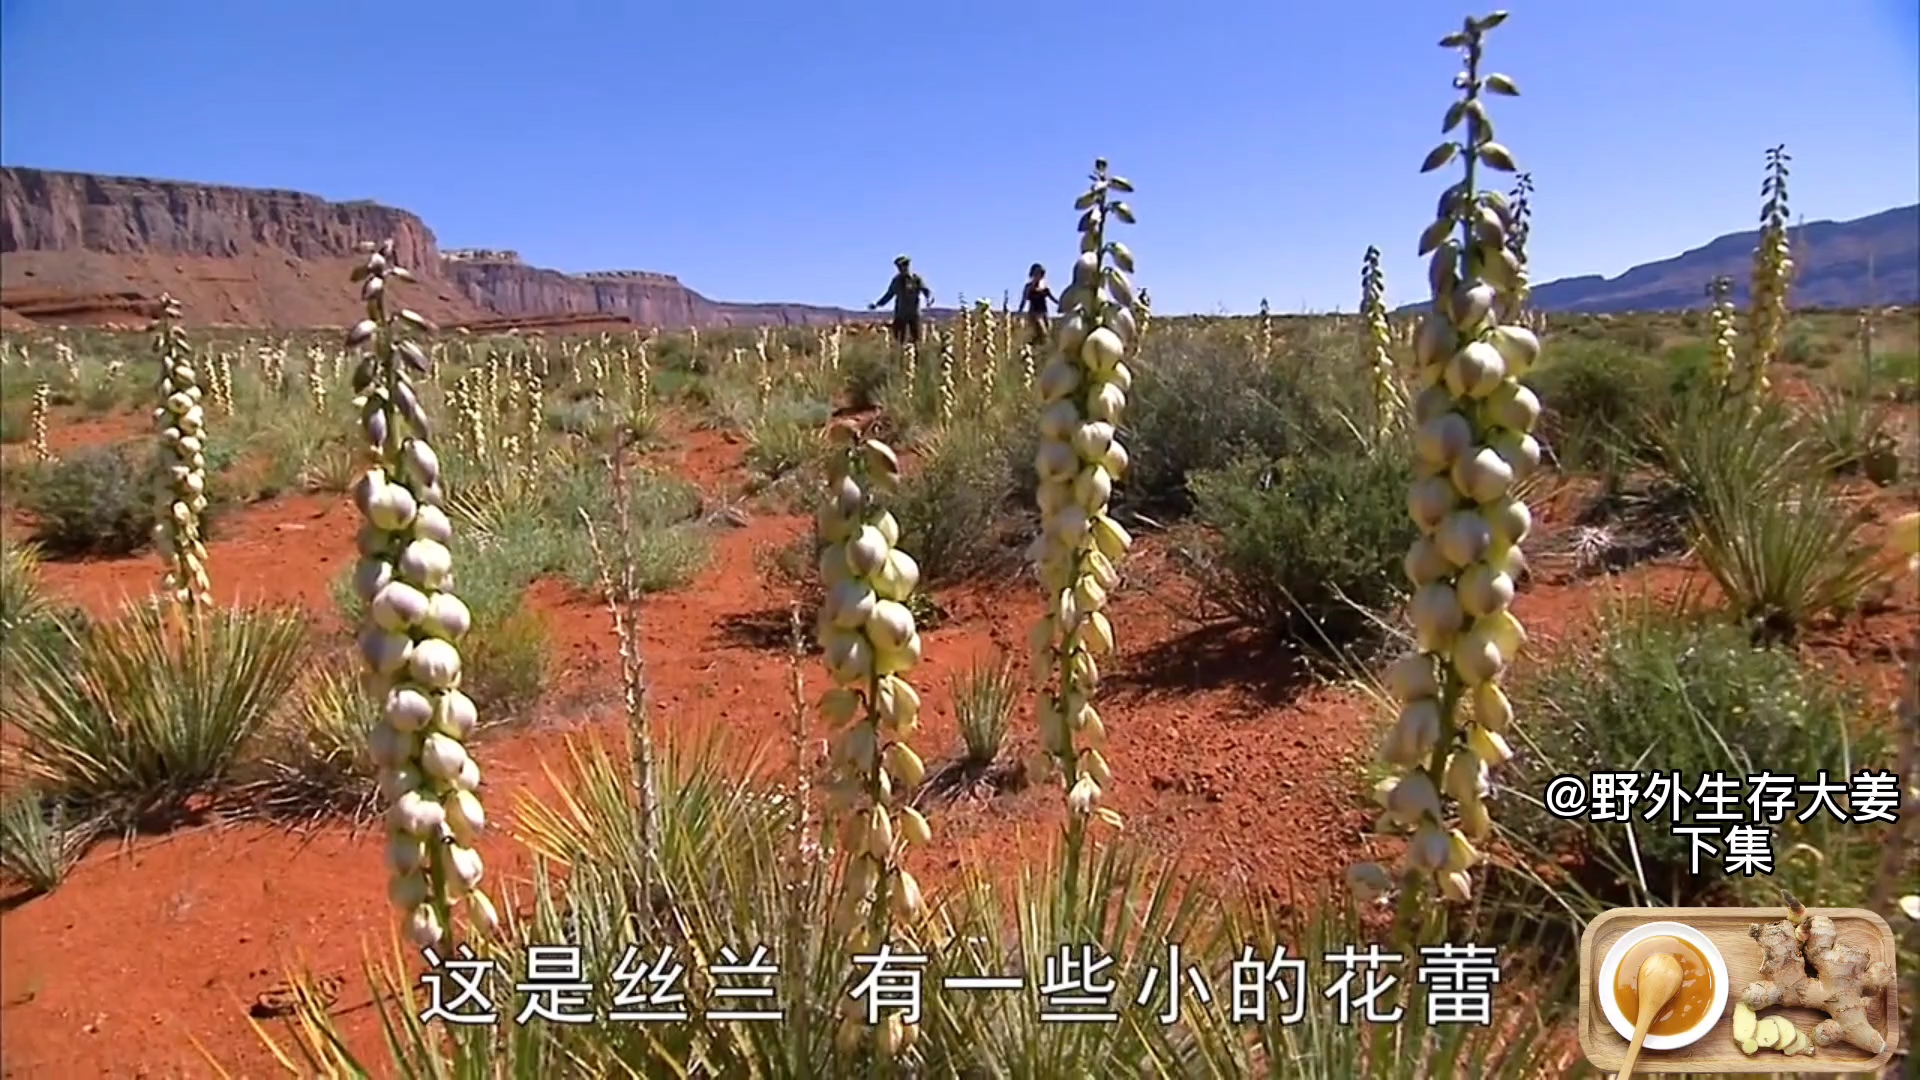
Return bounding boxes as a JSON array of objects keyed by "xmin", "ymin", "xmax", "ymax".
[{"xmin": 870, "ymin": 254, "xmax": 932, "ymax": 346}]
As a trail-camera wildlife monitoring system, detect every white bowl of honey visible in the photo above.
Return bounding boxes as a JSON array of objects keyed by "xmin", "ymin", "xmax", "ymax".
[{"xmin": 1596, "ymin": 921, "xmax": 1728, "ymax": 1051}]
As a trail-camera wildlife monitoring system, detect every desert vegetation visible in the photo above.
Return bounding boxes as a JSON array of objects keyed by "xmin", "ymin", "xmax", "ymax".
[{"xmin": 0, "ymin": 10, "xmax": 1917, "ymax": 1078}]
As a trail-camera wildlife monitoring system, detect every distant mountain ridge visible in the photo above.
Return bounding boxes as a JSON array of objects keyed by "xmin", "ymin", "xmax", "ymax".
[{"xmin": 1522, "ymin": 204, "xmax": 1917, "ymax": 313}]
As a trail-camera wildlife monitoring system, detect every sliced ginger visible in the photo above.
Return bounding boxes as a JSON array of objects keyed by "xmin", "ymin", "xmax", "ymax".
[
  {"xmin": 1738, "ymin": 890, "xmax": 1892, "ymax": 1056},
  {"xmin": 1733, "ymin": 1003, "xmax": 1818, "ymax": 1058}
]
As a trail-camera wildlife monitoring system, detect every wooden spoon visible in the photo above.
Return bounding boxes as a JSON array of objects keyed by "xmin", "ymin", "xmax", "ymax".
[{"xmin": 1618, "ymin": 951, "xmax": 1684, "ymax": 1079}]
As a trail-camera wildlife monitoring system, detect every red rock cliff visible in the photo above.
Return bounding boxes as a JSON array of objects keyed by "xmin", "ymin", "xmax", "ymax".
[
  {"xmin": 442, "ymin": 257, "xmax": 863, "ymax": 328},
  {"xmin": 0, "ymin": 166, "xmax": 869, "ymax": 329}
]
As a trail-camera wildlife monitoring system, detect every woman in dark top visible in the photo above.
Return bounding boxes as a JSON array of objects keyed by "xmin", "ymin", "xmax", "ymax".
[{"xmin": 1020, "ymin": 263, "xmax": 1054, "ymax": 346}]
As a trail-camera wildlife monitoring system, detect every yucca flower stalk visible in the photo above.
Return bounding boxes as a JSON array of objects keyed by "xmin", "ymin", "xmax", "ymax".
[
  {"xmin": 1136, "ymin": 287, "xmax": 1153, "ymax": 345},
  {"xmin": 937, "ymin": 333, "xmax": 958, "ymax": 426},
  {"xmin": 1019, "ymin": 342, "xmax": 1036, "ymax": 393},
  {"xmin": 344, "ymin": 239, "xmax": 497, "ymax": 950},
  {"xmin": 956, "ymin": 293, "xmax": 972, "ymax": 378},
  {"xmin": 755, "ymin": 327, "xmax": 775, "ymax": 412},
  {"xmin": 1360, "ymin": 10, "xmax": 1540, "ymax": 907},
  {"xmin": 635, "ymin": 334, "xmax": 654, "ymax": 406},
  {"xmin": 56, "ymin": 341, "xmax": 79, "ymax": 387},
  {"xmin": 150, "ymin": 294, "xmax": 214, "ymax": 613},
  {"xmin": 1362, "ymin": 246, "xmax": 1408, "ymax": 442},
  {"xmin": 812, "ymin": 424, "xmax": 928, "ymax": 1059},
  {"xmin": 1707, "ymin": 275, "xmax": 1740, "ymax": 396},
  {"xmin": 1257, "ymin": 298, "xmax": 1274, "ymax": 362},
  {"xmin": 1746, "ymin": 144, "xmax": 1793, "ymax": 408},
  {"xmin": 523, "ymin": 372, "xmax": 543, "ymax": 482},
  {"xmin": 976, "ymin": 298, "xmax": 998, "ymax": 403},
  {"xmin": 306, "ymin": 356, "xmax": 328, "ymax": 415},
  {"xmin": 212, "ymin": 351, "xmax": 236, "ymax": 416},
  {"xmin": 30, "ymin": 380, "xmax": 51, "ymax": 463},
  {"xmin": 1499, "ymin": 172, "xmax": 1533, "ymax": 319},
  {"xmin": 263, "ymin": 341, "xmax": 286, "ymax": 396},
  {"xmin": 1028, "ymin": 159, "xmax": 1139, "ymax": 904}
]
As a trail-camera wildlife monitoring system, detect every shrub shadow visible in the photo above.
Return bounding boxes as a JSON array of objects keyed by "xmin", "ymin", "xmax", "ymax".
[{"xmin": 1104, "ymin": 620, "xmax": 1330, "ymax": 707}]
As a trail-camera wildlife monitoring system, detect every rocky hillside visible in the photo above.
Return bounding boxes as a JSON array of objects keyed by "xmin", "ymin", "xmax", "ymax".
[
  {"xmin": 0, "ymin": 167, "xmax": 868, "ymax": 329},
  {"xmin": 437, "ymin": 253, "xmax": 863, "ymax": 329},
  {"xmin": 1527, "ymin": 204, "xmax": 1918, "ymax": 313}
]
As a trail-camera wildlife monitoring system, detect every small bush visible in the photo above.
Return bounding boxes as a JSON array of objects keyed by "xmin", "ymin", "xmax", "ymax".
[
  {"xmin": 1181, "ymin": 443, "xmax": 1414, "ymax": 651},
  {"xmin": 0, "ymin": 401, "xmax": 29, "ymax": 444},
  {"xmin": 1495, "ymin": 604, "xmax": 1887, "ymax": 931},
  {"xmin": 1122, "ymin": 334, "xmax": 1339, "ymax": 515},
  {"xmin": 841, "ymin": 348, "xmax": 897, "ymax": 411},
  {"xmin": 462, "ymin": 606, "xmax": 552, "ymax": 721},
  {"xmin": 892, "ymin": 424, "xmax": 1015, "ymax": 586},
  {"xmin": 744, "ymin": 400, "xmax": 831, "ymax": 485},
  {"xmin": 1, "ymin": 539, "xmax": 55, "ymax": 664},
  {"xmin": 19, "ymin": 444, "xmax": 160, "ymax": 556},
  {"xmin": 1525, "ymin": 339, "xmax": 1669, "ymax": 473},
  {"xmin": 544, "ymin": 397, "xmax": 603, "ymax": 437}
]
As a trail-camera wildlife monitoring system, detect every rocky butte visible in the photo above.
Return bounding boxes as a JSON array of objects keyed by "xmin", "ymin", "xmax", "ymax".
[{"xmin": 0, "ymin": 166, "xmax": 871, "ymax": 329}]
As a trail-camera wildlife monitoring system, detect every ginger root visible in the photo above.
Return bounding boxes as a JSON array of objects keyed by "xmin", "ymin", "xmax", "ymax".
[{"xmin": 1740, "ymin": 890, "xmax": 1892, "ymax": 1056}]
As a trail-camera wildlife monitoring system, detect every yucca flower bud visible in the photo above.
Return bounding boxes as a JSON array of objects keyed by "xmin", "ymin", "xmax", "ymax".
[
  {"xmin": 1361, "ymin": 10, "xmax": 1537, "ymax": 904},
  {"xmin": 346, "ymin": 240, "xmax": 495, "ymax": 948},
  {"xmin": 149, "ymin": 295, "xmax": 212, "ymax": 611},
  {"xmin": 1031, "ymin": 159, "xmax": 1139, "ymax": 833}
]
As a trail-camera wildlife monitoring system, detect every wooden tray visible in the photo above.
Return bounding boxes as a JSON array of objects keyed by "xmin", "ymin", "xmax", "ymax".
[{"xmin": 1578, "ymin": 906, "xmax": 1899, "ymax": 1074}]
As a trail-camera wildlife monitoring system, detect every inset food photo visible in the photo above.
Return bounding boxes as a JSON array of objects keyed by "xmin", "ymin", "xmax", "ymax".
[{"xmin": 1579, "ymin": 892, "xmax": 1900, "ymax": 1075}]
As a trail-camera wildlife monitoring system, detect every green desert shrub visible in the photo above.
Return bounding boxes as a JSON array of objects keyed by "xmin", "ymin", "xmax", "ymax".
[
  {"xmin": 1493, "ymin": 603, "xmax": 1888, "ymax": 936},
  {"xmin": 18, "ymin": 444, "xmax": 162, "ymax": 556},
  {"xmin": 1181, "ymin": 443, "xmax": 1414, "ymax": 652}
]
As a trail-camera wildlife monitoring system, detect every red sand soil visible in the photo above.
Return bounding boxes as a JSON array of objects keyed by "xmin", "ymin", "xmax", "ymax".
[{"xmin": 1, "ymin": 410, "xmax": 1914, "ymax": 1078}]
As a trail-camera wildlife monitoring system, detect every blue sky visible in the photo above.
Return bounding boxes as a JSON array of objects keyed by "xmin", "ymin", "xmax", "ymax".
[{"xmin": 2, "ymin": 0, "xmax": 1915, "ymax": 314}]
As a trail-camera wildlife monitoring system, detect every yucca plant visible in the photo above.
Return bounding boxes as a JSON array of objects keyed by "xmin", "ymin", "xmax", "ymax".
[
  {"xmin": 1656, "ymin": 396, "xmax": 1886, "ymax": 642},
  {"xmin": 0, "ymin": 537, "xmax": 58, "ymax": 667},
  {"xmin": 254, "ymin": 662, "xmax": 382, "ymax": 825},
  {"xmin": 30, "ymin": 379, "xmax": 51, "ymax": 462},
  {"xmin": 1501, "ymin": 171, "xmax": 1533, "ymax": 321},
  {"xmin": 1706, "ymin": 275, "xmax": 1740, "ymax": 397},
  {"xmin": 1, "ymin": 599, "xmax": 308, "ymax": 832},
  {"xmin": 0, "ymin": 788, "xmax": 82, "ymax": 896},
  {"xmin": 950, "ymin": 651, "xmax": 1018, "ymax": 767}
]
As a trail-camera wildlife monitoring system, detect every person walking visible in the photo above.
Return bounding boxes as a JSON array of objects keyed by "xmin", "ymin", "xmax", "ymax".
[
  {"xmin": 1019, "ymin": 262, "xmax": 1055, "ymax": 345},
  {"xmin": 870, "ymin": 255, "xmax": 932, "ymax": 346}
]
